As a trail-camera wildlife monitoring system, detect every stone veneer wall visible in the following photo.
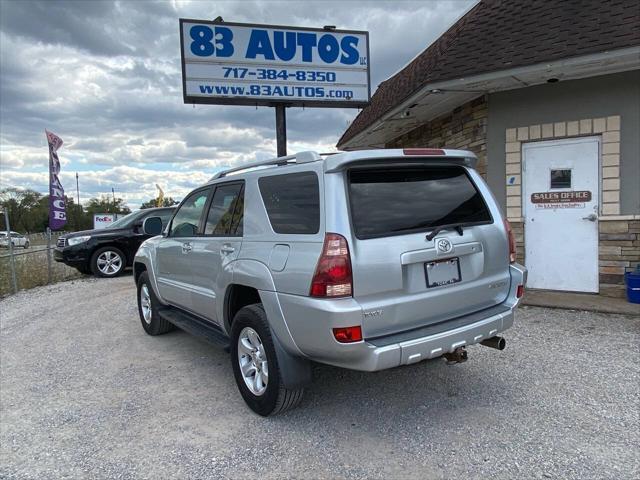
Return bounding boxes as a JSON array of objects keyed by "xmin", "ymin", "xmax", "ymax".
[
  {"xmin": 386, "ymin": 96, "xmax": 488, "ymax": 176},
  {"xmin": 599, "ymin": 220, "xmax": 640, "ymax": 297}
]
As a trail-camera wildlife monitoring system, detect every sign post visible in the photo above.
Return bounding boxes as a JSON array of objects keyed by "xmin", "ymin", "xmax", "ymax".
[
  {"xmin": 46, "ymin": 227, "xmax": 52, "ymax": 284},
  {"xmin": 3, "ymin": 207, "xmax": 18, "ymax": 293},
  {"xmin": 275, "ymin": 104, "xmax": 287, "ymax": 156},
  {"xmin": 179, "ymin": 19, "xmax": 370, "ymax": 155}
]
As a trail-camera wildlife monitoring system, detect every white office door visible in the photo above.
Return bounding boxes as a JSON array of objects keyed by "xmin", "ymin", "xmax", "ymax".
[{"xmin": 523, "ymin": 137, "xmax": 600, "ymax": 292}]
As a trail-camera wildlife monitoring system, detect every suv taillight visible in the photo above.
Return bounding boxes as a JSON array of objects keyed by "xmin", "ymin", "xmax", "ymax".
[
  {"xmin": 504, "ymin": 219, "xmax": 516, "ymax": 263},
  {"xmin": 310, "ymin": 233, "xmax": 353, "ymax": 298}
]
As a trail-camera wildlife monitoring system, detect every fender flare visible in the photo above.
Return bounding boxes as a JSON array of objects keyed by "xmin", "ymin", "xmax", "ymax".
[
  {"xmin": 224, "ymin": 259, "xmax": 277, "ymax": 333},
  {"xmin": 133, "ymin": 244, "xmax": 167, "ymax": 306},
  {"xmin": 229, "ymin": 258, "xmax": 277, "ymax": 292},
  {"xmin": 227, "ymin": 259, "xmax": 311, "ymax": 388}
]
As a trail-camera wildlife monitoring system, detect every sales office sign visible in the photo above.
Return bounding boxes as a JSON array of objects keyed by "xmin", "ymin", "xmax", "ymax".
[
  {"xmin": 179, "ymin": 19, "xmax": 370, "ymax": 108},
  {"xmin": 531, "ymin": 190, "xmax": 592, "ymax": 209}
]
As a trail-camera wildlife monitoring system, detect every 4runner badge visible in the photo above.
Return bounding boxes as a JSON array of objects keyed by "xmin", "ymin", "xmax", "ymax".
[{"xmin": 435, "ymin": 238, "xmax": 453, "ymax": 254}]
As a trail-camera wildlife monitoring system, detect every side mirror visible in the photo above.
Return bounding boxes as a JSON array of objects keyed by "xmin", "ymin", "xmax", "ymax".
[{"xmin": 142, "ymin": 216, "xmax": 163, "ymax": 236}]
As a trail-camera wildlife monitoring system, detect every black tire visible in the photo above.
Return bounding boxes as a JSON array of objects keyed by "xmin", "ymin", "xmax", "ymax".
[
  {"xmin": 137, "ymin": 271, "xmax": 174, "ymax": 335},
  {"xmin": 90, "ymin": 246, "xmax": 126, "ymax": 277},
  {"xmin": 23, "ymin": 242, "xmax": 29, "ymax": 249},
  {"xmin": 230, "ymin": 304, "xmax": 304, "ymax": 416}
]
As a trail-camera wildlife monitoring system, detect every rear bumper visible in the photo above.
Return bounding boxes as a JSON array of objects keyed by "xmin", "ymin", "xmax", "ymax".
[
  {"xmin": 348, "ymin": 305, "xmax": 513, "ymax": 371},
  {"xmin": 276, "ymin": 263, "xmax": 527, "ymax": 372}
]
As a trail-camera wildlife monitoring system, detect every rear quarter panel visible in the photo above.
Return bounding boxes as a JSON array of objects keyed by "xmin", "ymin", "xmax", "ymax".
[{"xmin": 238, "ymin": 164, "xmax": 326, "ymax": 297}]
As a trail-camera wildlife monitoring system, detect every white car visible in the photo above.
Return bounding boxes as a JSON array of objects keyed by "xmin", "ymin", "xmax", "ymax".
[{"xmin": 0, "ymin": 231, "xmax": 30, "ymax": 249}]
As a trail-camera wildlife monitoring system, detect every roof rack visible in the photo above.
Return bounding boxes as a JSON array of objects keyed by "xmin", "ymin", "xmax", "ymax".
[{"xmin": 210, "ymin": 150, "xmax": 322, "ymax": 180}]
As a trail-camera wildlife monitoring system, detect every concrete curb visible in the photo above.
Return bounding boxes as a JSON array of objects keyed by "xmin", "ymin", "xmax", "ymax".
[{"xmin": 522, "ymin": 289, "xmax": 640, "ymax": 316}]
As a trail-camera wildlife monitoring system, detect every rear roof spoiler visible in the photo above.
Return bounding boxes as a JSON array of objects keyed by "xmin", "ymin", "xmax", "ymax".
[{"xmin": 324, "ymin": 148, "xmax": 478, "ymax": 172}]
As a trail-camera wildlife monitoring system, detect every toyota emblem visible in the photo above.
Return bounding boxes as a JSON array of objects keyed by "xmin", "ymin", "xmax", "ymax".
[{"xmin": 436, "ymin": 238, "xmax": 453, "ymax": 254}]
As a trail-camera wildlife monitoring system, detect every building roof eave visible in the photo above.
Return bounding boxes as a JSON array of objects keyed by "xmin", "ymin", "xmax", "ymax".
[{"xmin": 338, "ymin": 46, "xmax": 640, "ymax": 151}]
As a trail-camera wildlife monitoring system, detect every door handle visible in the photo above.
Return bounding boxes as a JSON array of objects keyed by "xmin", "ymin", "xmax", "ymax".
[
  {"xmin": 582, "ymin": 213, "xmax": 598, "ymax": 222},
  {"xmin": 181, "ymin": 242, "xmax": 193, "ymax": 253},
  {"xmin": 221, "ymin": 245, "xmax": 235, "ymax": 254}
]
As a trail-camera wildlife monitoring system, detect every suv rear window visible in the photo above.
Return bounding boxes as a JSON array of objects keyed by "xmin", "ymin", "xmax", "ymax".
[
  {"xmin": 258, "ymin": 172, "xmax": 320, "ymax": 234},
  {"xmin": 349, "ymin": 166, "xmax": 492, "ymax": 239}
]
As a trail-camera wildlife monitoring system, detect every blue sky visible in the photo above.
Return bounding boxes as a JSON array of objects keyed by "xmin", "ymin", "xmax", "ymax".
[{"xmin": 0, "ymin": 0, "xmax": 474, "ymax": 208}]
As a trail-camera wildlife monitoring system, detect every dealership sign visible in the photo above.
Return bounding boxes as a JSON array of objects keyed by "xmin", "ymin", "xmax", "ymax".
[{"xmin": 179, "ymin": 19, "xmax": 370, "ymax": 108}]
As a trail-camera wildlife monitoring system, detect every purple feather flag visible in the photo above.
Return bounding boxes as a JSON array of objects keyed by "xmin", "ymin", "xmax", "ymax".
[{"xmin": 46, "ymin": 130, "xmax": 66, "ymax": 230}]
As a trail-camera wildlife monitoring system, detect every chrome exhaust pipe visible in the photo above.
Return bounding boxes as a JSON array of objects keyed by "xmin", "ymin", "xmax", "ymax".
[{"xmin": 480, "ymin": 336, "xmax": 506, "ymax": 350}]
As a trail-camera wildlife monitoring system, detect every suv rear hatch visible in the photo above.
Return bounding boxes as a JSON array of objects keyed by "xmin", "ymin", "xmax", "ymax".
[{"xmin": 345, "ymin": 162, "xmax": 511, "ymax": 338}]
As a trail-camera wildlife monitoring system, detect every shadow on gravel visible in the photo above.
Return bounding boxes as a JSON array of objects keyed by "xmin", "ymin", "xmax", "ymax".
[{"xmin": 166, "ymin": 325, "xmax": 511, "ymax": 429}]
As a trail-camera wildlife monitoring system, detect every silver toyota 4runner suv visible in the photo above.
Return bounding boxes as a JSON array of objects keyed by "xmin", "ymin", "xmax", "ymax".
[{"xmin": 134, "ymin": 148, "xmax": 527, "ymax": 416}]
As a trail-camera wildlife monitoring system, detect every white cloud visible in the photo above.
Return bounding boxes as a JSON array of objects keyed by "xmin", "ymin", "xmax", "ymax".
[
  {"xmin": 0, "ymin": 165, "xmax": 212, "ymax": 208},
  {"xmin": 0, "ymin": 0, "xmax": 476, "ymax": 209}
]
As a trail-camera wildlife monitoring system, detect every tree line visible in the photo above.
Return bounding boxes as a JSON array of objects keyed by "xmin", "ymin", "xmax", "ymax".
[{"xmin": 0, "ymin": 188, "xmax": 178, "ymax": 233}]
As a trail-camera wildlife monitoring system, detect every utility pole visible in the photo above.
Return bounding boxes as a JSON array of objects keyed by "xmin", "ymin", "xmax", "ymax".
[
  {"xmin": 75, "ymin": 172, "xmax": 80, "ymax": 230},
  {"xmin": 112, "ymin": 187, "xmax": 116, "ymax": 213},
  {"xmin": 4, "ymin": 207, "xmax": 18, "ymax": 293}
]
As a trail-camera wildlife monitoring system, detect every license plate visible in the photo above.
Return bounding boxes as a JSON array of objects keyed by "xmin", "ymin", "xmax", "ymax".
[{"xmin": 425, "ymin": 257, "xmax": 461, "ymax": 287}]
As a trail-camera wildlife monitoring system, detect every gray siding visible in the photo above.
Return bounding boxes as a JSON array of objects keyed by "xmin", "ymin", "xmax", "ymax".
[{"xmin": 487, "ymin": 70, "xmax": 640, "ymax": 215}]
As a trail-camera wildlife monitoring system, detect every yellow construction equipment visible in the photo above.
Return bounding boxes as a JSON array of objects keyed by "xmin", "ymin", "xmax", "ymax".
[{"xmin": 156, "ymin": 184, "xmax": 164, "ymax": 207}]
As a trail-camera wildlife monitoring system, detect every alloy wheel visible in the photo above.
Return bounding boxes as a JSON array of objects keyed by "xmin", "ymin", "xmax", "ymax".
[
  {"xmin": 96, "ymin": 250, "xmax": 123, "ymax": 275},
  {"xmin": 140, "ymin": 284, "xmax": 152, "ymax": 324},
  {"xmin": 237, "ymin": 327, "xmax": 269, "ymax": 396}
]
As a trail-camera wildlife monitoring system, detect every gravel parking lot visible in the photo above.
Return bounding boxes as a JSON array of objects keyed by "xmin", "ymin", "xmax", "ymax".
[{"xmin": 1, "ymin": 276, "xmax": 638, "ymax": 479}]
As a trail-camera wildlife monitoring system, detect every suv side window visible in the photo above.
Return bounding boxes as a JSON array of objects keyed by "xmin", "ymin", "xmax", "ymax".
[
  {"xmin": 204, "ymin": 183, "xmax": 244, "ymax": 236},
  {"xmin": 169, "ymin": 189, "xmax": 210, "ymax": 237},
  {"xmin": 258, "ymin": 172, "xmax": 319, "ymax": 234}
]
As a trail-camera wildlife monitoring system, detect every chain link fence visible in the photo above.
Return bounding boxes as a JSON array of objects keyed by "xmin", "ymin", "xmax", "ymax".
[{"xmin": 0, "ymin": 230, "xmax": 82, "ymax": 297}]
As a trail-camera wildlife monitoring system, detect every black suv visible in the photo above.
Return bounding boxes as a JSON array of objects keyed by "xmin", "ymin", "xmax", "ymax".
[{"xmin": 55, "ymin": 207, "xmax": 175, "ymax": 277}]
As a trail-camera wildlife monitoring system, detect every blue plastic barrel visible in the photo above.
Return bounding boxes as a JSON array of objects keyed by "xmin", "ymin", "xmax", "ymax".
[{"xmin": 625, "ymin": 266, "xmax": 640, "ymax": 304}]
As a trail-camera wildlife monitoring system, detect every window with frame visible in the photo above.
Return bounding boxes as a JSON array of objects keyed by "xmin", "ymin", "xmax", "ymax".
[
  {"xmin": 258, "ymin": 172, "xmax": 320, "ymax": 234},
  {"xmin": 204, "ymin": 183, "xmax": 244, "ymax": 236},
  {"xmin": 349, "ymin": 166, "xmax": 492, "ymax": 239},
  {"xmin": 157, "ymin": 210, "xmax": 175, "ymax": 229},
  {"xmin": 550, "ymin": 169, "xmax": 572, "ymax": 189},
  {"xmin": 169, "ymin": 189, "xmax": 210, "ymax": 237}
]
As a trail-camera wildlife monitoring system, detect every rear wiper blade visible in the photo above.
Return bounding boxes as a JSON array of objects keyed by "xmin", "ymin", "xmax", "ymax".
[{"xmin": 425, "ymin": 224, "xmax": 464, "ymax": 241}]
